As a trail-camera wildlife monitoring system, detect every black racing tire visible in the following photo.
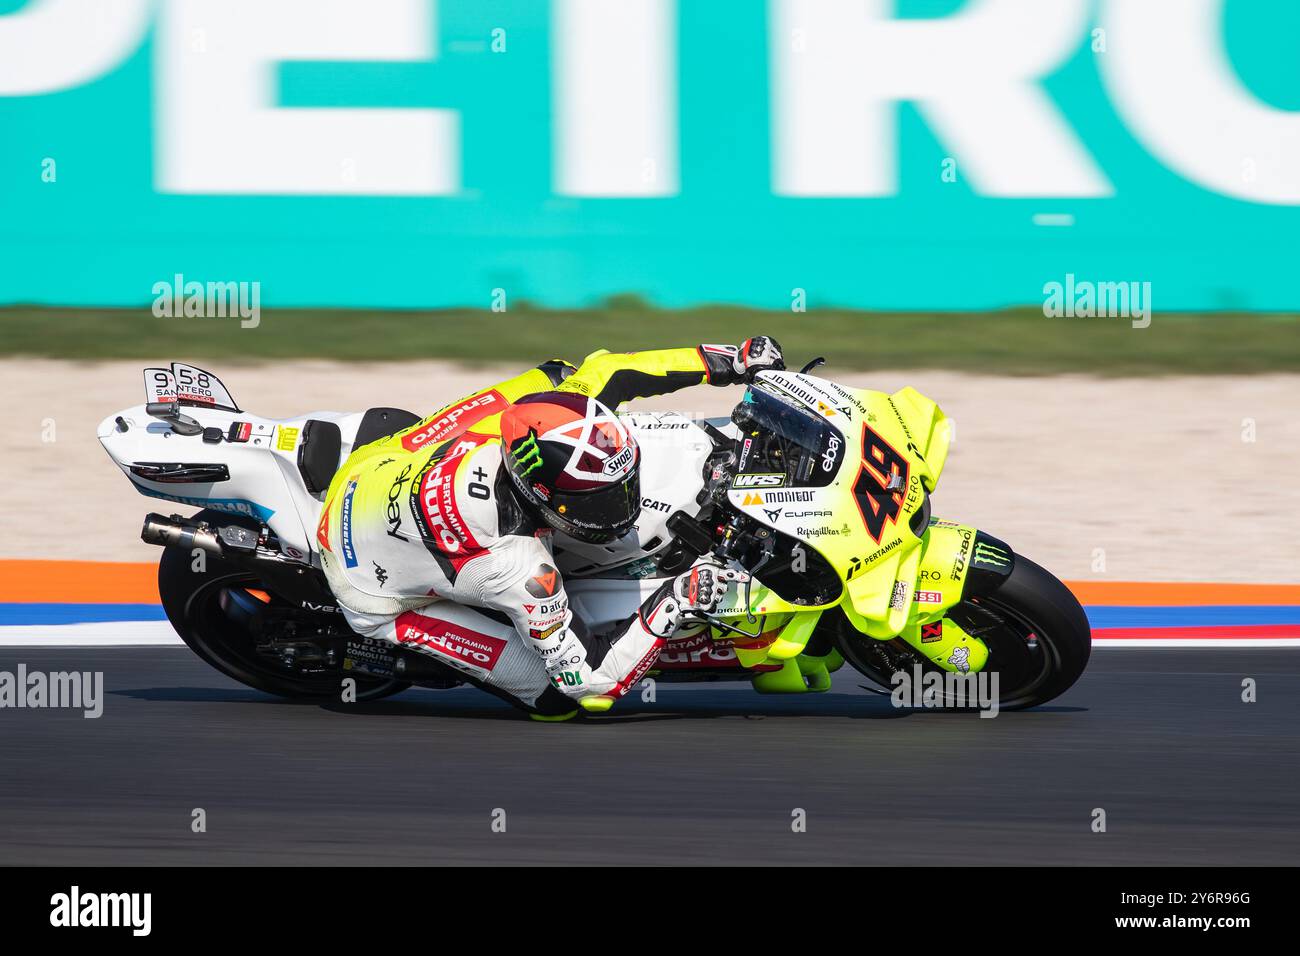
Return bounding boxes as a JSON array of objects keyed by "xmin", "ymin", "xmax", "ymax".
[
  {"xmin": 837, "ymin": 555, "xmax": 1091, "ymax": 710},
  {"xmin": 157, "ymin": 511, "xmax": 409, "ymax": 703}
]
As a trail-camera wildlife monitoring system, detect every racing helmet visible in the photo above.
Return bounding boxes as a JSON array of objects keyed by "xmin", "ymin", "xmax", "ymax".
[{"xmin": 499, "ymin": 392, "xmax": 641, "ymax": 544}]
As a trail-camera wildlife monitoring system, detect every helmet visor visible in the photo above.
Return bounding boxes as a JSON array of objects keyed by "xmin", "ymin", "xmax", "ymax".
[{"xmin": 545, "ymin": 469, "xmax": 642, "ymax": 543}]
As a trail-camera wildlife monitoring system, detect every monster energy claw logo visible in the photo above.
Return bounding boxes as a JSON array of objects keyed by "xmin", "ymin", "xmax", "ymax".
[
  {"xmin": 972, "ymin": 542, "xmax": 1011, "ymax": 569},
  {"xmin": 513, "ymin": 433, "xmax": 543, "ymax": 476}
]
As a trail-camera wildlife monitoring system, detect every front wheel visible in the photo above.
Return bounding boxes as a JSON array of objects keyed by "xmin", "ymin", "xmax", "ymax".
[{"xmin": 836, "ymin": 555, "xmax": 1091, "ymax": 710}]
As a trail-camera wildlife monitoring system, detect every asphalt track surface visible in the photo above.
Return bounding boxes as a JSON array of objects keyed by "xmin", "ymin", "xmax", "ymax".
[{"xmin": 2, "ymin": 647, "xmax": 1298, "ymax": 865}]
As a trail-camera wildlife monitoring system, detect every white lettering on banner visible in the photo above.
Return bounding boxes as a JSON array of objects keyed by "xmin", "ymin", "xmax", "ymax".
[
  {"xmin": 552, "ymin": 0, "xmax": 678, "ymax": 197},
  {"xmin": 0, "ymin": 0, "xmax": 150, "ymax": 95},
  {"xmin": 155, "ymin": 0, "xmax": 459, "ymax": 195},
  {"xmin": 3, "ymin": 0, "xmax": 1298, "ymax": 204},
  {"xmin": 771, "ymin": 0, "xmax": 1110, "ymax": 197},
  {"xmin": 1098, "ymin": 0, "xmax": 1300, "ymax": 204}
]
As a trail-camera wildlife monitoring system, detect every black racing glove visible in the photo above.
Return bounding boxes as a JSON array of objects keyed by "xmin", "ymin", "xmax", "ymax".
[
  {"xmin": 698, "ymin": 336, "xmax": 786, "ymax": 385},
  {"xmin": 637, "ymin": 562, "xmax": 749, "ymax": 638}
]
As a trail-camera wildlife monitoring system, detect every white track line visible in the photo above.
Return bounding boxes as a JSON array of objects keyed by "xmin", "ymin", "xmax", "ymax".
[
  {"xmin": 1092, "ymin": 638, "xmax": 1300, "ymax": 648},
  {"xmin": 1, "ymin": 625, "xmax": 1297, "ymax": 650},
  {"xmin": 0, "ymin": 621, "xmax": 183, "ymax": 647}
]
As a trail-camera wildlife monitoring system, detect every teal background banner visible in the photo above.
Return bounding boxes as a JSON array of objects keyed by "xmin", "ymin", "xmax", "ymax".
[{"xmin": 2, "ymin": 0, "xmax": 1299, "ymax": 311}]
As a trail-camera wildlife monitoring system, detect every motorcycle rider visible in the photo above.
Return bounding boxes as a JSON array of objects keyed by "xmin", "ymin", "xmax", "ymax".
[{"xmin": 318, "ymin": 337, "xmax": 785, "ymax": 719}]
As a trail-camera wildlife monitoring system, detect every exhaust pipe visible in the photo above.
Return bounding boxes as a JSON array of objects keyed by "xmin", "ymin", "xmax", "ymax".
[{"xmin": 141, "ymin": 513, "xmax": 224, "ymax": 554}]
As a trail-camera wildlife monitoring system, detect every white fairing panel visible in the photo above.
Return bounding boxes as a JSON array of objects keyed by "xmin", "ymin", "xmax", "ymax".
[{"xmin": 97, "ymin": 402, "xmax": 367, "ymax": 562}]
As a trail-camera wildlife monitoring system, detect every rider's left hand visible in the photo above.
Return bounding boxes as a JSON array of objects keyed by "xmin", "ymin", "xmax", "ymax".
[{"xmin": 734, "ymin": 335, "xmax": 785, "ymax": 381}]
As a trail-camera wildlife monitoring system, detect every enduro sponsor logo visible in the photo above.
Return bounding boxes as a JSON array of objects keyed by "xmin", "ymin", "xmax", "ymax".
[
  {"xmin": 656, "ymin": 630, "xmax": 783, "ymax": 670},
  {"xmin": 395, "ymin": 612, "xmax": 508, "ymax": 673},
  {"xmin": 341, "ymin": 480, "xmax": 359, "ymax": 568},
  {"xmin": 0, "ymin": 666, "xmax": 103, "ymax": 719},
  {"xmin": 612, "ymin": 643, "xmax": 662, "ymax": 697},
  {"xmin": 402, "ymin": 390, "xmax": 504, "ymax": 452}
]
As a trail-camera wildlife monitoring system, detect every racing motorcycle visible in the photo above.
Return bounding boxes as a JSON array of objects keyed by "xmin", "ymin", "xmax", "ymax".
[{"xmin": 98, "ymin": 361, "xmax": 1090, "ymax": 712}]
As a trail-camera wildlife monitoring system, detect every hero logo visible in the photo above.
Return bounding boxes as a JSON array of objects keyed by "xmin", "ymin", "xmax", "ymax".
[
  {"xmin": 417, "ymin": 438, "xmax": 483, "ymax": 555},
  {"xmin": 402, "ymin": 391, "xmax": 504, "ymax": 452},
  {"xmin": 395, "ymin": 612, "xmax": 507, "ymax": 672}
]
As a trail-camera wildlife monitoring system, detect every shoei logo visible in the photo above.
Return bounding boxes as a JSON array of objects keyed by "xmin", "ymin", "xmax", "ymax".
[
  {"xmin": 602, "ymin": 444, "xmax": 635, "ymax": 476},
  {"xmin": 513, "ymin": 433, "xmax": 544, "ymax": 476}
]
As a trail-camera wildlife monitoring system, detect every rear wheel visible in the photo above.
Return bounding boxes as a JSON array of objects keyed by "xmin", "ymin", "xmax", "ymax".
[
  {"xmin": 157, "ymin": 511, "xmax": 408, "ymax": 702},
  {"xmin": 836, "ymin": 555, "xmax": 1090, "ymax": 710}
]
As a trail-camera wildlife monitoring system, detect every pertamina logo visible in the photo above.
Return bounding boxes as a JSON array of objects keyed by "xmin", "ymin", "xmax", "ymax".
[{"xmin": 394, "ymin": 612, "xmax": 507, "ymax": 673}]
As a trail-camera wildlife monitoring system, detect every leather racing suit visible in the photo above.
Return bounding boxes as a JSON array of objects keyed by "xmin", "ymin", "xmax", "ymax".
[{"xmin": 318, "ymin": 346, "xmax": 749, "ymax": 717}]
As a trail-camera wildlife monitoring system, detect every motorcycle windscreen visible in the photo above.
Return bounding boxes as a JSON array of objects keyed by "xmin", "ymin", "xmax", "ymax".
[{"xmin": 731, "ymin": 386, "xmax": 843, "ymax": 488}]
